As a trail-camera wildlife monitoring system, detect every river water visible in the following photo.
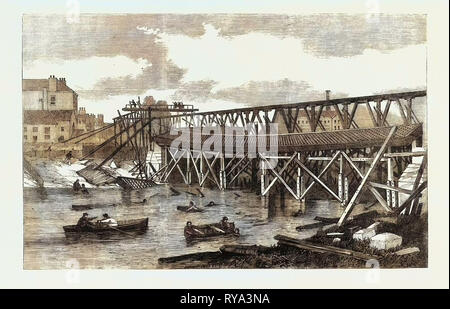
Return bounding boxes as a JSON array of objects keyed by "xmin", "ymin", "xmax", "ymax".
[{"xmin": 23, "ymin": 185, "xmax": 343, "ymax": 269}]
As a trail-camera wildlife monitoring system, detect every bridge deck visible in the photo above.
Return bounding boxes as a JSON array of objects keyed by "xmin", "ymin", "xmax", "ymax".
[{"xmin": 154, "ymin": 123, "xmax": 422, "ymax": 153}]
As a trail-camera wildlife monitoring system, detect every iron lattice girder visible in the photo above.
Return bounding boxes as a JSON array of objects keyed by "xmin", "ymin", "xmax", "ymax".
[{"xmin": 156, "ymin": 90, "xmax": 426, "ymax": 131}]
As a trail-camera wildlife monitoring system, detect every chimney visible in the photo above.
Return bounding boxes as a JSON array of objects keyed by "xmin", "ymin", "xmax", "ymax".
[
  {"xmin": 325, "ymin": 90, "xmax": 331, "ymax": 111},
  {"xmin": 97, "ymin": 114, "xmax": 104, "ymax": 124},
  {"xmin": 49, "ymin": 75, "xmax": 57, "ymax": 92}
]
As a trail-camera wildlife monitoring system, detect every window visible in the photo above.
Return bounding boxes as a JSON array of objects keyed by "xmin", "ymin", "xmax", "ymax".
[
  {"xmin": 61, "ymin": 127, "xmax": 65, "ymax": 132},
  {"xmin": 45, "ymin": 135, "xmax": 50, "ymax": 140},
  {"xmin": 50, "ymin": 96, "xmax": 56, "ymax": 105},
  {"xmin": 58, "ymin": 136, "xmax": 64, "ymax": 142},
  {"xmin": 24, "ymin": 135, "xmax": 27, "ymax": 140},
  {"xmin": 33, "ymin": 127, "xmax": 38, "ymax": 132},
  {"xmin": 24, "ymin": 127, "xmax": 27, "ymax": 132},
  {"xmin": 45, "ymin": 127, "xmax": 50, "ymax": 134},
  {"xmin": 33, "ymin": 136, "xmax": 38, "ymax": 142}
]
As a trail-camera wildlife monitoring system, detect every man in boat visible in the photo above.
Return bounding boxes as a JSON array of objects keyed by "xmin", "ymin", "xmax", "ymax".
[
  {"xmin": 81, "ymin": 184, "xmax": 89, "ymax": 194},
  {"xmin": 99, "ymin": 213, "xmax": 118, "ymax": 227},
  {"xmin": 77, "ymin": 213, "xmax": 96, "ymax": 228},
  {"xmin": 184, "ymin": 221, "xmax": 196, "ymax": 235},
  {"xmin": 186, "ymin": 201, "xmax": 200, "ymax": 212},
  {"xmin": 73, "ymin": 179, "xmax": 81, "ymax": 192},
  {"xmin": 219, "ymin": 216, "xmax": 231, "ymax": 230}
]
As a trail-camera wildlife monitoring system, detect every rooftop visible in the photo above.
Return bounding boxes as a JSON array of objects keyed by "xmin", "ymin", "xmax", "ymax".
[
  {"xmin": 23, "ymin": 76, "xmax": 76, "ymax": 93},
  {"xmin": 23, "ymin": 110, "xmax": 74, "ymax": 125}
]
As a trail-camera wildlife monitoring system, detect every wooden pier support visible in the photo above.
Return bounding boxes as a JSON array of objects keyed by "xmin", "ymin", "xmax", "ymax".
[
  {"xmin": 338, "ymin": 126, "xmax": 398, "ymax": 226},
  {"xmin": 338, "ymin": 153, "xmax": 344, "ymax": 204}
]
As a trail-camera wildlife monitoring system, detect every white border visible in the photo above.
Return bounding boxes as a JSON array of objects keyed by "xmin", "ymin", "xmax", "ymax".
[{"xmin": 0, "ymin": 0, "xmax": 448, "ymax": 289}]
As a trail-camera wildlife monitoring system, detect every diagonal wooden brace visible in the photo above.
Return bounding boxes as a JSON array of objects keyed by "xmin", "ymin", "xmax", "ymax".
[
  {"xmin": 340, "ymin": 151, "xmax": 392, "ymax": 212},
  {"xmin": 338, "ymin": 126, "xmax": 398, "ymax": 226}
]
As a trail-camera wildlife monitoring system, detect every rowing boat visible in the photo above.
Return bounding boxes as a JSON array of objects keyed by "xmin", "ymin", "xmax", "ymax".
[
  {"xmin": 184, "ymin": 222, "xmax": 240, "ymax": 241},
  {"xmin": 71, "ymin": 203, "xmax": 116, "ymax": 211},
  {"xmin": 177, "ymin": 206, "xmax": 204, "ymax": 213},
  {"xmin": 63, "ymin": 217, "xmax": 148, "ymax": 235}
]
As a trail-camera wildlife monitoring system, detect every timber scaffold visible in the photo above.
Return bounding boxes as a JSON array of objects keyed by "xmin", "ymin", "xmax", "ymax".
[{"xmin": 66, "ymin": 90, "xmax": 427, "ymax": 225}]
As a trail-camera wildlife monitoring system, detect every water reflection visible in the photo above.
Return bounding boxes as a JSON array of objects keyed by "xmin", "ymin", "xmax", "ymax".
[{"xmin": 24, "ymin": 185, "xmax": 342, "ymax": 269}]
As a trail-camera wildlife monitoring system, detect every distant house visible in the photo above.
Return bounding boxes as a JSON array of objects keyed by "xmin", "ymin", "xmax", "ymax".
[
  {"xmin": 22, "ymin": 76, "xmax": 109, "ymax": 147},
  {"xmin": 22, "ymin": 75, "xmax": 78, "ymax": 111},
  {"xmin": 76, "ymin": 107, "xmax": 105, "ymax": 133},
  {"xmin": 23, "ymin": 110, "xmax": 76, "ymax": 143},
  {"xmin": 275, "ymin": 106, "xmax": 343, "ymax": 134}
]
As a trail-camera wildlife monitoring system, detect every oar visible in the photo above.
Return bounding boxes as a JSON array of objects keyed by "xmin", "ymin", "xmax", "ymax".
[
  {"xmin": 195, "ymin": 188, "xmax": 205, "ymax": 197},
  {"xmin": 192, "ymin": 228, "xmax": 204, "ymax": 235},
  {"xmin": 108, "ymin": 226, "xmax": 134, "ymax": 237},
  {"xmin": 209, "ymin": 225, "xmax": 226, "ymax": 234}
]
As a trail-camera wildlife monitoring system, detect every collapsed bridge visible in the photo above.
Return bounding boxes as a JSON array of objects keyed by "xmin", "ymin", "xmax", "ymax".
[{"xmin": 65, "ymin": 90, "xmax": 427, "ymax": 225}]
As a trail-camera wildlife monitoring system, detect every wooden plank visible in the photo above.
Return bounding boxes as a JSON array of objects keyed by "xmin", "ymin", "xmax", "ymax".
[
  {"xmin": 395, "ymin": 180, "xmax": 427, "ymax": 215},
  {"xmin": 384, "ymin": 151, "xmax": 426, "ymax": 158},
  {"xmin": 274, "ymin": 235, "xmax": 379, "ymax": 261},
  {"xmin": 369, "ymin": 182, "xmax": 413, "ymax": 194},
  {"xmin": 406, "ymin": 153, "xmax": 427, "ymax": 214},
  {"xmin": 295, "ymin": 222, "xmax": 328, "ymax": 230}
]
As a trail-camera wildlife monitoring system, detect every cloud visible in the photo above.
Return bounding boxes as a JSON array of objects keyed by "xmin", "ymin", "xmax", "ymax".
[
  {"xmin": 85, "ymin": 59, "xmax": 185, "ymax": 100},
  {"xmin": 24, "ymin": 56, "xmax": 151, "ymax": 91},
  {"xmin": 24, "ymin": 14, "xmax": 426, "ymax": 63},
  {"xmin": 214, "ymin": 79, "xmax": 348, "ymax": 106},
  {"xmin": 171, "ymin": 80, "xmax": 217, "ymax": 102},
  {"xmin": 159, "ymin": 23, "xmax": 426, "ymax": 96},
  {"xmin": 22, "ymin": 14, "xmax": 426, "ymax": 118}
]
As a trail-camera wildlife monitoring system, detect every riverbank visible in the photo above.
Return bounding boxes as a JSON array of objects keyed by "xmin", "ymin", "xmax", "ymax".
[{"xmin": 158, "ymin": 211, "xmax": 427, "ymax": 269}]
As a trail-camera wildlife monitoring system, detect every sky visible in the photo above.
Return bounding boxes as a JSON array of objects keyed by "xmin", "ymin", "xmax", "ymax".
[{"xmin": 22, "ymin": 14, "xmax": 427, "ymax": 121}]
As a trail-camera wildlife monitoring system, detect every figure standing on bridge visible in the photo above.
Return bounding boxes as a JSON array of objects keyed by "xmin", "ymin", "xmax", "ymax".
[
  {"xmin": 65, "ymin": 151, "xmax": 73, "ymax": 164},
  {"xmin": 73, "ymin": 179, "xmax": 81, "ymax": 192}
]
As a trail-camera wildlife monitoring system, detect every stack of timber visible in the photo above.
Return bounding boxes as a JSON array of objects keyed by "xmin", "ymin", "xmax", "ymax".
[
  {"xmin": 76, "ymin": 162, "xmax": 116, "ymax": 186},
  {"xmin": 296, "ymin": 210, "xmax": 379, "ymax": 231},
  {"xmin": 220, "ymin": 244, "xmax": 272, "ymax": 256},
  {"xmin": 116, "ymin": 176, "xmax": 155, "ymax": 190},
  {"xmin": 275, "ymin": 235, "xmax": 379, "ymax": 261}
]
